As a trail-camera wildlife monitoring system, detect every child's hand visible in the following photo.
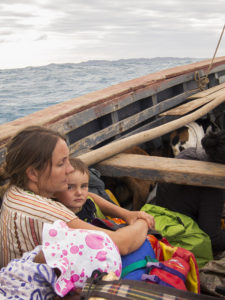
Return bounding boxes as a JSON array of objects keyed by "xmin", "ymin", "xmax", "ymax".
[{"xmin": 125, "ymin": 211, "xmax": 155, "ymax": 230}]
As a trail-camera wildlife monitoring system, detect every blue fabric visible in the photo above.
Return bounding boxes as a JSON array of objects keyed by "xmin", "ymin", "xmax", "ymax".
[
  {"xmin": 121, "ymin": 239, "xmax": 155, "ymax": 280},
  {"xmin": 0, "ymin": 246, "xmax": 56, "ymax": 299}
]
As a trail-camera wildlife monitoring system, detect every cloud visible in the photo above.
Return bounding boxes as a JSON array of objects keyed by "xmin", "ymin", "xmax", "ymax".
[
  {"xmin": 0, "ymin": 0, "xmax": 224, "ymax": 69},
  {"xmin": 35, "ymin": 34, "xmax": 48, "ymax": 41}
]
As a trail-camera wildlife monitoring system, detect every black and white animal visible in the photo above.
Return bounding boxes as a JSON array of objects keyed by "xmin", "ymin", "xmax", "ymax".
[{"xmin": 169, "ymin": 119, "xmax": 214, "ymax": 157}]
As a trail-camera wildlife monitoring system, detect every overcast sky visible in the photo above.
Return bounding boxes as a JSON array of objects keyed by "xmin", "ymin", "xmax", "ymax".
[{"xmin": 0, "ymin": 0, "xmax": 224, "ymax": 69}]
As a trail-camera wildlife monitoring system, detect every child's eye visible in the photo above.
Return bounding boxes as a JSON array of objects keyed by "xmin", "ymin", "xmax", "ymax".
[
  {"xmin": 68, "ymin": 184, "xmax": 74, "ymax": 190},
  {"xmin": 81, "ymin": 184, "xmax": 89, "ymax": 189}
]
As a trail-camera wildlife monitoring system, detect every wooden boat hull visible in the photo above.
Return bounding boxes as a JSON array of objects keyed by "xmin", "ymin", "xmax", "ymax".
[{"xmin": 1, "ymin": 56, "xmax": 225, "ymax": 182}]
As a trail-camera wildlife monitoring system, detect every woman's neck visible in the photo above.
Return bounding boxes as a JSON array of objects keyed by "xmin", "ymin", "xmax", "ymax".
[{"xmin": 25, "ymin": 182, "xmax": 53, "ymax": 199}]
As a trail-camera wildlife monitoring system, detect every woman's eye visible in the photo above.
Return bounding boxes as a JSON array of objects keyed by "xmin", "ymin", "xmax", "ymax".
[{"xmin": 57, "ymin": 158, "xmax": 66, "ymax": 167}]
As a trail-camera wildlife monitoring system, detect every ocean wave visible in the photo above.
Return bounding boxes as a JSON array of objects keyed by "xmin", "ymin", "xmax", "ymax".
[{"xmin": 0, "ymin": 57, "xmax": 201, "ymax": 125}]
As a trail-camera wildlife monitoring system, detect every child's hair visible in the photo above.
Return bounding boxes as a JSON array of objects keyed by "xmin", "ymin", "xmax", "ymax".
[{"xmin": 70, "ymin": 157, "xmax": 89, "ymax": 178}]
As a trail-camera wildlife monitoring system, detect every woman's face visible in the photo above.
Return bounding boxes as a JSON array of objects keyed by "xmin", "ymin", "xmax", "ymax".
[{"xmin": 37, "ymin": 138, "xmax": 74, "ymax": 198}]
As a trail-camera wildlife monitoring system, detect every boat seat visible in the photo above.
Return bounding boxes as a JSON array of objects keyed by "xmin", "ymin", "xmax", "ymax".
[{"xmin": 95, "ymin": 153, "xmax": 225, "ymax": 189}]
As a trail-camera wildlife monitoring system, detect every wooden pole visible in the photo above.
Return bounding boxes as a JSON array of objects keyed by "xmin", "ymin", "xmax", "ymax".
[{"xmin": 78, "ymin": 93, "xmax": 225, "ymax": 166}]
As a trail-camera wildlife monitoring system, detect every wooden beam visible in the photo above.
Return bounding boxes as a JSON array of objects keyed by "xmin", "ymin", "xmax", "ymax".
[
  {"xmin": 160, "ymin": 87, "xmax": 225, "ymax": 116},
  {"xmin": 69, "ymin": 92, "xmax": 190, "ymax": 155},
  {"xmin": 187, "ymin": 81, "xmax": 225, "ymax": 99},
  {"xmin": 95, "ymin": 153, "xmax": 225, "ymax": 189}
]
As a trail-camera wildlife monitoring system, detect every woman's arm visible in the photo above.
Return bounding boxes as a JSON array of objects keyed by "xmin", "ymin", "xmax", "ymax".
[
  {"xmin": 88, "ymin": 192, "xmax": 155, "ymax": 229},
  {"xmin": 67, "ymin": 217, "xmax": 148, "ymax": 255}
]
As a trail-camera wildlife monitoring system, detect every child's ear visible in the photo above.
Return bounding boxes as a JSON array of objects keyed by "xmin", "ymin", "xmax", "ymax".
[{"xmin": 26, "ymin": 166, "xmax": 39, "ymax": 183}]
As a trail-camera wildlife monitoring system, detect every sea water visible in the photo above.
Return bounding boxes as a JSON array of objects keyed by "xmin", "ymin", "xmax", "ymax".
[{"xmin": 0, "ymin": 57, "xmax": 201, "ymax": 125}]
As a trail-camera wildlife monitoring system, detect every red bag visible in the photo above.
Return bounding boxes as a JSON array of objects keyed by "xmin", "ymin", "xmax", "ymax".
[
  {"xmin": 142, "ymin": 256, "xmax": 190, "ymax": 291},
  {"xmin": 143, "ymin": 237, "xmax": 200, "ymax": 293}
]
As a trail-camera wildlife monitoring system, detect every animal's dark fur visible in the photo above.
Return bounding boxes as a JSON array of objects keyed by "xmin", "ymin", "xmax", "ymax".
[{"xmin": 103, "ymin": 146, "xmax": 156, "ymax": 210}]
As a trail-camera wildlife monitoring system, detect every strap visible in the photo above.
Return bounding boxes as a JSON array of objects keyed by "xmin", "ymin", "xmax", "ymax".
[
  {"xmin": 146, "ymin": 261, "xmax": 186, "ymax": 282},
  {"xmin": 121, "ymin": 256, "xmax": 158, "ymax": 278},
  {"xmin": 142, "ymin": 274, "xmax": 174, "ymax": 288}
]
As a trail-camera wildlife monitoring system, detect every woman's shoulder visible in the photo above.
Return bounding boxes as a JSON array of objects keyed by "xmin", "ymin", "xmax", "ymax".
[
  {"xmin": 2, "ymin": 185, "xmax": 75, "ymax": 221},
  {"xmin": 4, "ymin": 185, "xmax": 53, "ymax": 206}
]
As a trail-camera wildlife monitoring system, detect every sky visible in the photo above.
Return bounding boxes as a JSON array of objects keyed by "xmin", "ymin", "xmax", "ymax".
[{"xmin": 0, "ymin": 0, "xmax": 224, "ymax": 69}]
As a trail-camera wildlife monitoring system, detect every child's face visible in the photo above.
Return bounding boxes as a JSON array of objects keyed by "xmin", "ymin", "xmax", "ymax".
[{"xmin": 55, "ymin": 170, "xmax": 89, "ymax": 212}]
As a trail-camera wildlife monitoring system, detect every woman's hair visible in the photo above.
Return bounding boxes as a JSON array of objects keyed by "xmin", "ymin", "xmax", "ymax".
[
  {"xmin": 69, "ymin": 157, "xmax": 89, "ymax": 178},
  {"xmin": 201, "ymin": 130, "xmax": 225, "ymax": 164},
  {"xmin": 3, "ymin": 126, "xmax": 66, "ymax": 189},
  {"xmin": 0, "ymin": 164, "xmax": 8, "ymax": 204}
]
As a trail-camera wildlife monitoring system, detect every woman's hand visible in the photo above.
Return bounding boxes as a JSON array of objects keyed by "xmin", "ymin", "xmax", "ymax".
[
  {"xmin": 124, "ymin": 210, "xmax": 155, "ymax": 230},
  {"xmin": 88, "ymin": 192, "xmax": 155, "ymax": 230}
]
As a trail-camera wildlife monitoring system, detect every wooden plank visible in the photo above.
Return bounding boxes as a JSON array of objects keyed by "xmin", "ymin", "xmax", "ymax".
[
  {"xmin": 69, "ymin": 114, "xmax": 169, "ymax": 156},
  {"xmin": 69, "ymin": 109, "xmax": 160, "ymax": 155},
  {"xmin": 95, "ymin": 153, "xmax": 225, "ymax": 189},
  {"xmin": 187, "ymin": 81, "xmax": 225, "ymax": 99},
  {"xmin": 51, "ymin": 93, "xmax": 137, "ymax": 135},
  {"xmin": 51, "ymin": 80, "xmax": 193, "ymax": 136},
  {"xmin": 160, "ymin": 87, "xmax": 225, "ymax": 116},
  {"xmin": 68, "ymin": 92, "xmax": 190, "ymax": 156}
]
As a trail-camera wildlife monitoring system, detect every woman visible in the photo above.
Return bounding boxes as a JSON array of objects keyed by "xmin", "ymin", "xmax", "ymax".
[
  {"xmin": 155, "ymin": 130, "xmax": 225, "ymax": 253},
  {"xmin": 0, "ymin": 126, "xmax": 154, "ymax": 267}
]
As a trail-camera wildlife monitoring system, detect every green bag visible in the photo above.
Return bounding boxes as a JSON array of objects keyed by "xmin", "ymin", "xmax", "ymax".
[{"xmin": 141, "ymin": 204, "xmax": 213, "ymax": 269}]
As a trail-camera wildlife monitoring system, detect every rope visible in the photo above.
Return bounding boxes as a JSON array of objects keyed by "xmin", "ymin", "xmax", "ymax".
[
  {"xmin": 206, "ymin": 24, "xmax": 225, "ymax": 77},
  {"xmin": 194, "ymin": 71, "xmax": 209, "ymax": 91},
  {"xmin": 194, "ymin": 24, "xmax": 225, "ymax": 91}
]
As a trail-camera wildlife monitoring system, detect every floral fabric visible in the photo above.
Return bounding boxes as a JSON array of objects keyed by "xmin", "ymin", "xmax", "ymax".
[
  {"xmin": 0, "ymin": 246, "xmax": 56, "ymax": 300},
  {"xmin": 42, "ymin": 220, "xmax": 122, "ymax": 296}
]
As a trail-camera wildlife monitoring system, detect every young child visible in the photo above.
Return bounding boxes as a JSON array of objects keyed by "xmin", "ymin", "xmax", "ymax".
[
  {"xmin": 55, "ymin": 158, "xmax": 104, "ymax": 223},
  {"xmin": 55, "ymin": 157, "xmax": 155, "ymax": 229}
]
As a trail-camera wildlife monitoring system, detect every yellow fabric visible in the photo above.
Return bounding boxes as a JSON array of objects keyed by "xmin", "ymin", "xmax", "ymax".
[
  {"xmin": 87, "ymin": 196, "xmax": 105, "ymax": 219},
  {"xmin": 221, "ymin": 218, "xmax": 225, "ymax": 229},
  {"xmin": 186, "ymin": 257, "xmax": 199, "ymax": 294},
  {"xmin": 95, "ymin": 203, "xmax": 105, "ymax": 219},
  {"xmin": 159, "ymin": 241, "xmax": 199, "ymax": 294},
  {"xmin": 104, "ymin": 190, "xmax": 121, "ymax": 220},
  {"xmin": 159, "ymin": 241, "xmax": 177, "ymax": 260},
  {"xmin": 105, "ymin": 189, "xmax": 120, "ymax": 206}
]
